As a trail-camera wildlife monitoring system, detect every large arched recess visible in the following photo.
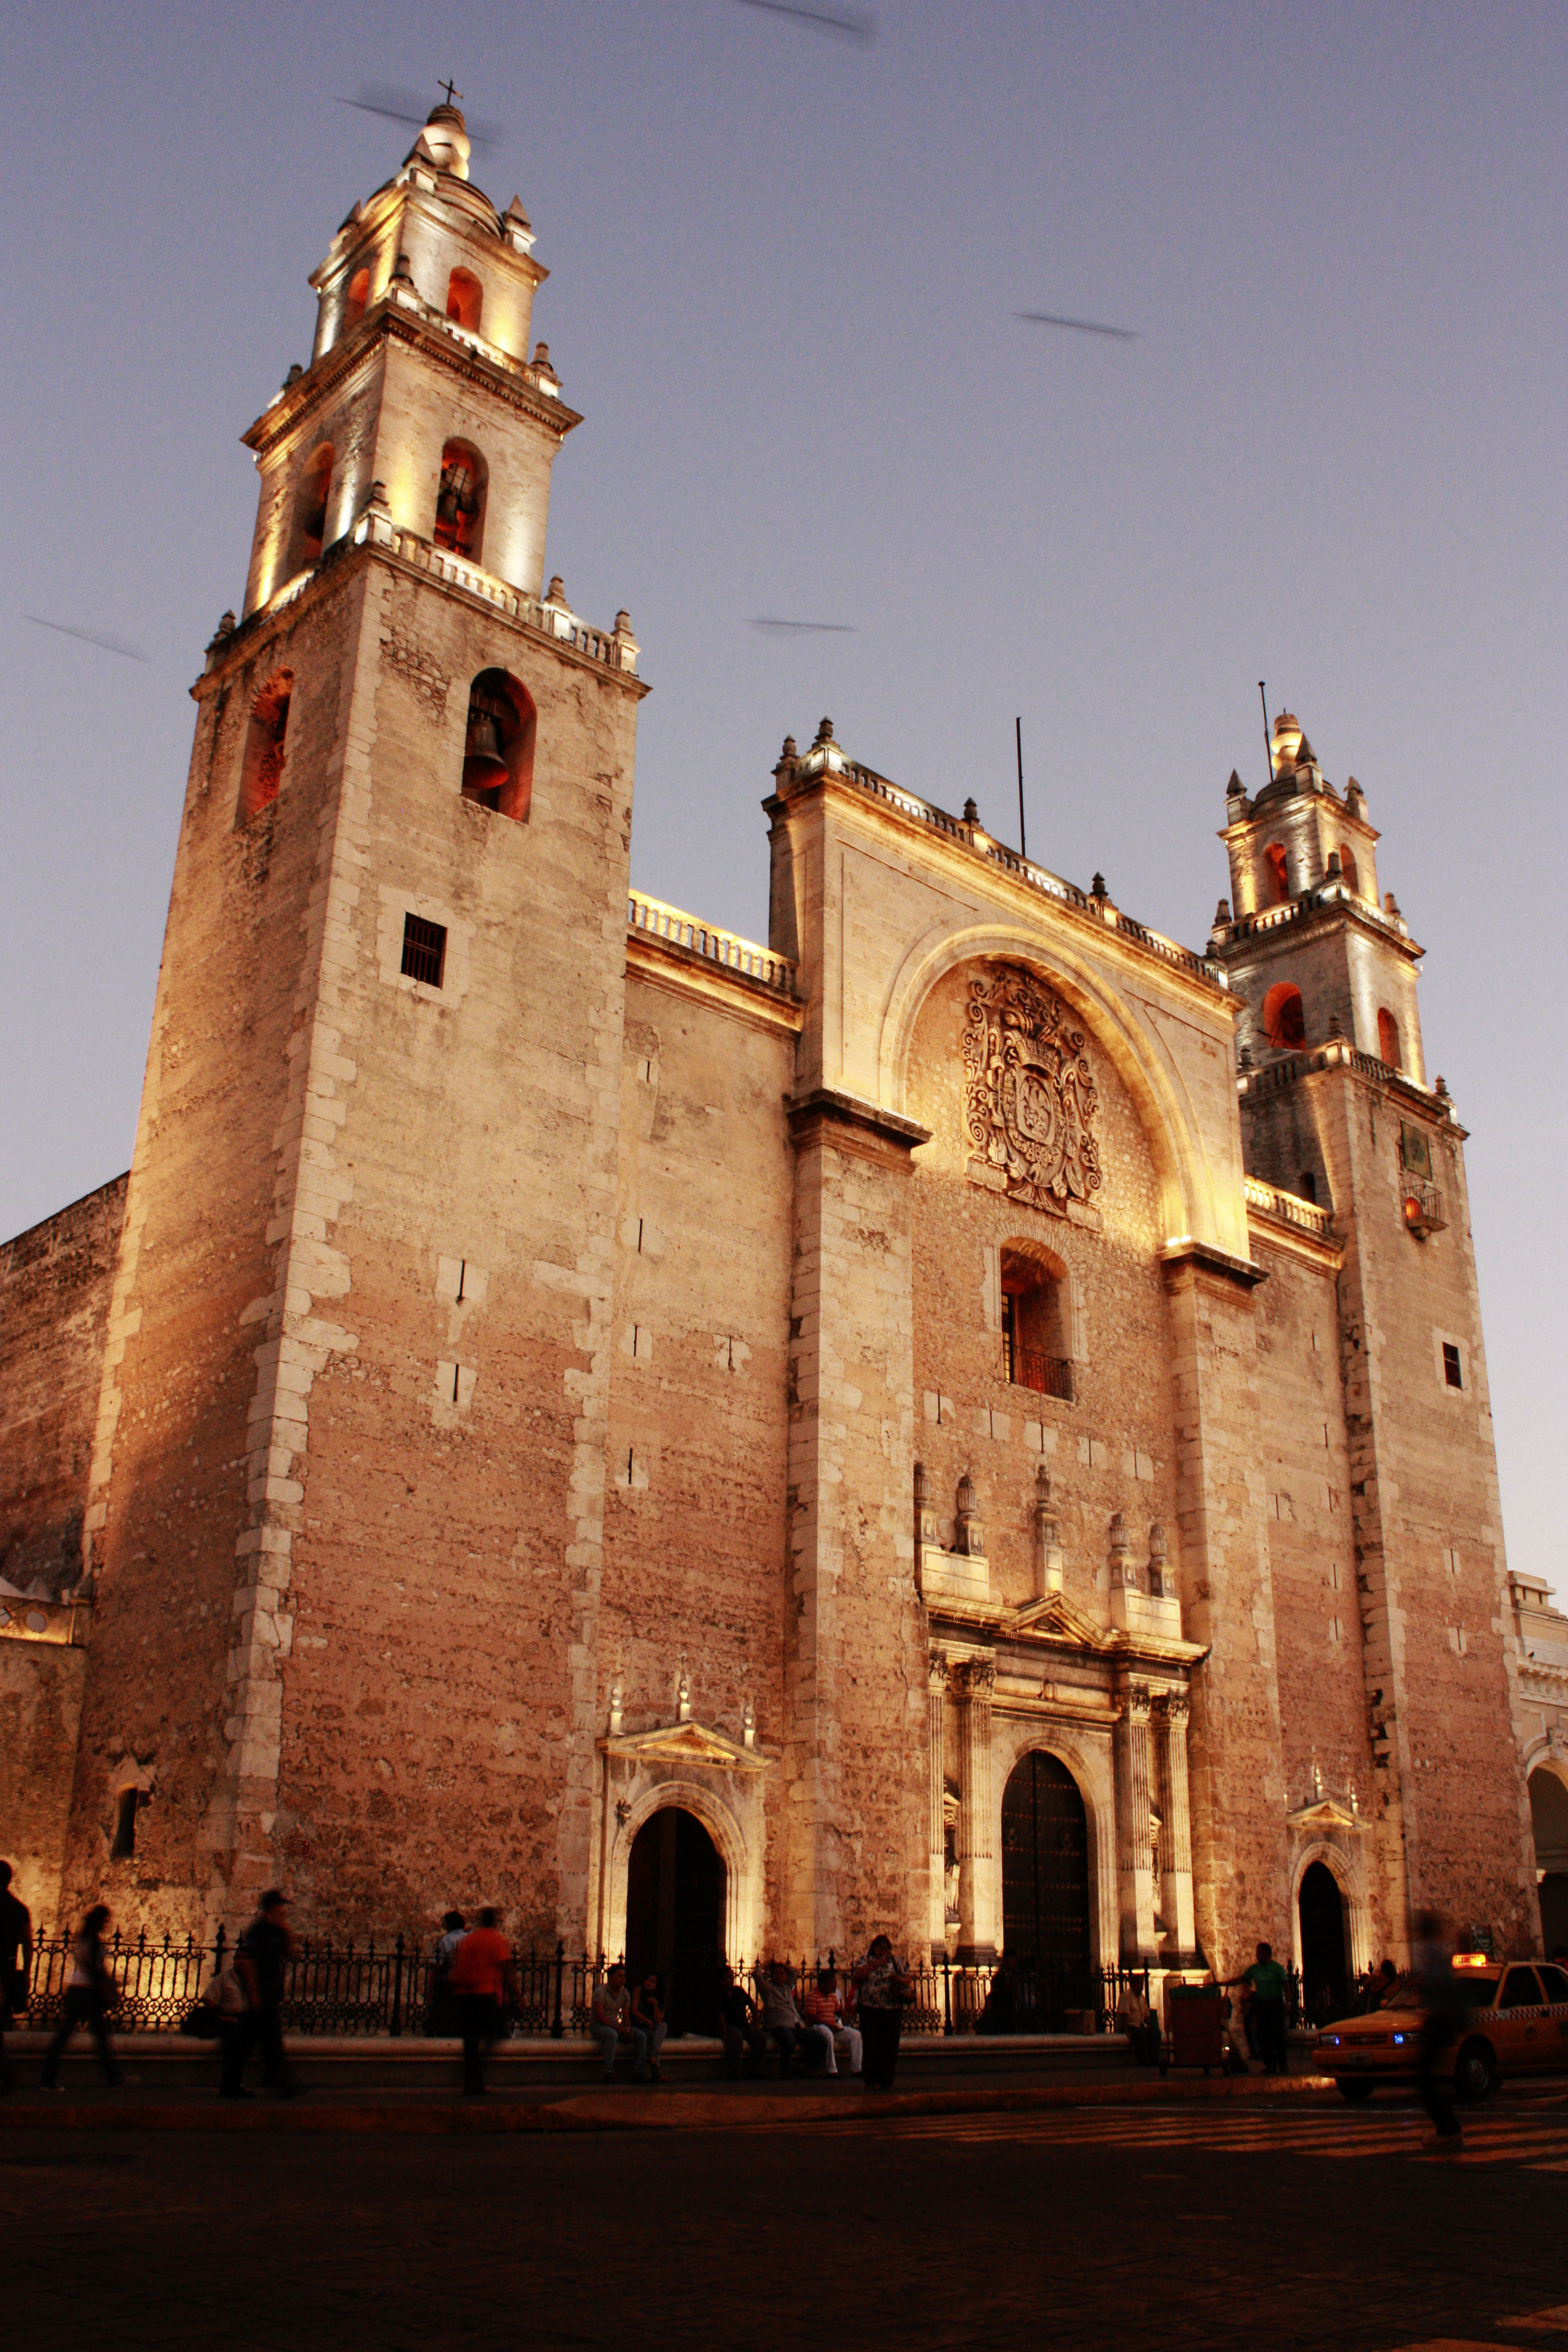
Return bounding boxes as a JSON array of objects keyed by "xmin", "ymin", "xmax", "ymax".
[{"xmin": 876, "ymin": 922, "xmax": 1213, "ymax": 1251}]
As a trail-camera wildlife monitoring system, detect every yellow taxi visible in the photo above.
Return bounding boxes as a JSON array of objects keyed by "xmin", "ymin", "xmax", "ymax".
[{"xmin": 1317, "ymin": 1956, "xmax": 1568, "ymax": 2101}]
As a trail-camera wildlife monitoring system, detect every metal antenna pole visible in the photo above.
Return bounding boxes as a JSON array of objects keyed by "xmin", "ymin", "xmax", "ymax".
[
  {"xmin": 1016, "ymin": 716, "xmax": 1027, "ymax": 862},
  {"xmin": 1259, "ymin": 681, "xmax": 1272, "ymax": 785}
]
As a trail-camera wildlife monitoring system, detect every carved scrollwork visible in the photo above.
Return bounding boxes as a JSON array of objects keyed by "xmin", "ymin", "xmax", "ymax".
[{"xmin": 962, "ymin": 966, "xmax": 1103, "ymax": 1219}]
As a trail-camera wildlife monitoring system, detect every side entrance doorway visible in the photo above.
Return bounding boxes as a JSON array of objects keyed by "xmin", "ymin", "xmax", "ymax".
[
  {"xmin": 1299, "ymin": 1860, "xmax": 1349, "ymax": 2024},
  {"xmin": 624, "ymin": 1805, "xmax": 727, "ymax": 2035},
  {"xmin": 999, "ymin": 1750, "xmax": 1092, "ymax": 2027}
]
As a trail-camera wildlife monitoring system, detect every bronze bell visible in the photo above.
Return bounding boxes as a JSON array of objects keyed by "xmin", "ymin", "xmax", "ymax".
[{"xmin": 462, "ymin": 700, "xmax": 509, "ymax": 793}]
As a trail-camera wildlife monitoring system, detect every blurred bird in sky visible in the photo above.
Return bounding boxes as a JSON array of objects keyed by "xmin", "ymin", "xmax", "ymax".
[
  {"xmin": 732, "ymin": 0, "xmax": 876, "ymax": 43},
  {"xmin": 751, "ymin": 618, "xmax": 857, "ymax": 634},
  {"xmin": 1017, "ymin": 311, "xmax": 1138, "ymax": 341},
  {"xmin": 337, "ymin": 83, "xmax": 503, "ymax": 148},
  {"xmin": 24, "ymin": 616, "xmax": 150, "ymax": 663}
]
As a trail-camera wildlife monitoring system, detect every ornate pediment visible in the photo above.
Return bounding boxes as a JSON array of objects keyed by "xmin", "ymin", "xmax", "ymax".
[
  {"xmin": 1287, "ymin": 1796, "xmax": 1361, "ymax": 1834},
  {"xmin": 963, "ymin": 966, "xmax": 1102, "ymax": 1226},
  {"xmin": 598, "ymin": 1718, "xmax": 771, "ymax": 1772},
  {"xmin": 1011, "ymin": 1588, "xmax": 1119, "ymax": 1652}
]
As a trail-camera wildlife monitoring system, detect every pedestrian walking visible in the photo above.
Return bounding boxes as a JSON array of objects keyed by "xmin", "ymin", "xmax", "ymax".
[
  {"xmin": 1219, "ymin": 1942, "xmax": 1290, "ymax": 2075},
  {"xmin": 1411, "ymin": 1908, "xmax": 1468, "ymax": 2149},
  {"xmin": 219, "ymin": 1890, "xmax": 299, "ymax": 2099},
  {"xmin": 629, "ymin": 1972, "xmax": 667, "ymax": 2082},
  {"xmin": 447, "ymin": 1908, "xmax": 518, "ymax": 2096},
  {"xmin": 852, "ymin": 1934, "xmax": 913, "ymax": 2091},
  {"xmin": 1, "ymin": 1861, "xmax": 34, "ymax": 2094},
  {"xmin": 40, "ymin": 1904, "xmax": 122, "ymax": 2090},
  {"xmin": 803, "ymin": 1967, "xmax": 862, "ymax": 2078},
  {"xmin": 715, "ymin": 1963, "xmax": 765, "ymax": 2079},
  {"xmin": 589, "ymin": 1963, "xmax": 644, "ymax": 2081}
]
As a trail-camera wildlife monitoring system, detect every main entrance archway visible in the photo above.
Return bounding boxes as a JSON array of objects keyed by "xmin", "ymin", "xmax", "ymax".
[
  {"xmin": 1000, "ymin": 1750, "xmax": 1092, "ymax": 2026},
  {"xmin": 625, "ymin": 1805, "xmax": 726, "ymax": 2035},
  {"xmin": 1529, "ymin": 1768, "xmax": 1568, "ymax": 1954},
  {"xmin": 1299, "ymin": 1860, "xmax": 1349, "ymax": 2024}
]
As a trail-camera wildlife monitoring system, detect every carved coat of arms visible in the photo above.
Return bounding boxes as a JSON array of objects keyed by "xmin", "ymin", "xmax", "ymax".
[{"xmin": 962, "ymin": 967, "xmax": 1103, "ymax": 1220}]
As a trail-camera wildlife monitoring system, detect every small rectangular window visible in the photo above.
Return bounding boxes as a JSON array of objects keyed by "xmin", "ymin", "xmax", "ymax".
[
  {"xmin": 1401, "ymin": 1121, "xmax": 1432, "ymax": 1178},
  {"xmin": 111, "ymin": 1787, "xmax": 139, "ymax": 1860},
  {"xmin": 1442, "ymin": 1342, "xmax": 1463, "ymax": 1390},
  {"xmin": 401, "ymin": 913, "xmax": 447, "ymax": 988}
]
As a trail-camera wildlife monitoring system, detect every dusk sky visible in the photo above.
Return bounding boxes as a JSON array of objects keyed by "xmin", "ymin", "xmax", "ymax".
[{"xmin": 3, "ymin": 2, "xmax": 1563, "ymax": 1583}]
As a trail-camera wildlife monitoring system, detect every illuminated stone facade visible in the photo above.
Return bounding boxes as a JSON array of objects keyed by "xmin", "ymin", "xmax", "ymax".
[{"xmin": 0, "ymin": 110, "xmax": 1549, "ymax": 1985}]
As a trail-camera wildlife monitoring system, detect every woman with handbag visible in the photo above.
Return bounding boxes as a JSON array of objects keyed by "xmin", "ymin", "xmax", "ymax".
[
  {"xmin": 851, "ymin": 1934, "xmax": 913, "ymax": 2092},
  {"xmin": 41, "ymin": 1904, "xmax": 123, "ymax": 2089}
]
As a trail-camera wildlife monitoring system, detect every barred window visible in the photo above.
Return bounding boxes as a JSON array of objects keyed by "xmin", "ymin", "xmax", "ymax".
[
  {"xmin": 1442, "ymin": 1342, "xmax": 1463, "ymax": 1390},
  {"xmin": 401, "ymin": 913, "xmax": 447, "ymax": 988}
]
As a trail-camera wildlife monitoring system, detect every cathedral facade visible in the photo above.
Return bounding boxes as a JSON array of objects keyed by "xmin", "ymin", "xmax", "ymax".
[{"xmin": 1, "ymin": 106, "xmax": 1553, "ymax": 2005}]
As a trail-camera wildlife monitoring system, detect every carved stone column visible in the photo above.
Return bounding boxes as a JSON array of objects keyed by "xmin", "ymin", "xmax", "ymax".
[
  {"xmin": 955, "ymin": 1657, "xmax": 999, "ymax": 1962},
  {"xmin": 927, "ymin": 1651, "xmax": 949, "ymax": 1959},
  {"xmin": 1113, "ymin": 1678, "xmax": 1158, "ymax": 1961},
  {"xmin": 1155, "ymin": 1691, "xmax": 1197, "ymax": 1959}
]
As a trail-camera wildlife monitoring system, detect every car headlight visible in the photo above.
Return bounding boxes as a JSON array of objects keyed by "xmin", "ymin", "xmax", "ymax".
[
  {"xmin": 1392, "ymin": 2032, "xmax": 1406, "ymax": 2046},
  {"xmin": 1322, "ymin": 2033, "xmax": 1340, "ymax": 2047}
]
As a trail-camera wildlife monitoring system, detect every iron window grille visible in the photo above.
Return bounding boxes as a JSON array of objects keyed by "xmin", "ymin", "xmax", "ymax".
[{"xmin": 401, "ymin": 913, "xmax": 447, "ymax": 988}]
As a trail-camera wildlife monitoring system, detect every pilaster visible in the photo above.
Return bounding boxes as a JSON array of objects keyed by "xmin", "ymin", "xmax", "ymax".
[{"xmin": 955, "ymin": 1657, "xmax": 998, "ymax": 1962}]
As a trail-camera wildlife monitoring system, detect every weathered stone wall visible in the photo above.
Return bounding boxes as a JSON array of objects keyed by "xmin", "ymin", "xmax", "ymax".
[
  {"xmin": 902, "ymin": 963, "xmax": 1179, "ymax": 1625},
  {"xmin": 1, "ymin": 1174, "xmax": 127, "ymax": 1600},
  {"xmin": 597, "ymin": 966, "xmax": 796, "ymax": 1938},
  {"xmin": 58, "ymin": 578, "xmax": 360, "ymax": 1936},
  {"xmin": 0, "ymin": 1634, "xmax": 88, "ymax": 1931}
]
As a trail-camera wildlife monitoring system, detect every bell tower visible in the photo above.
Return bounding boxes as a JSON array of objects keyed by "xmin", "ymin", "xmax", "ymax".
[
  {"xmin": 63, "ymin": 104, "xmax": 647, "ymax": 1939},
  {"xmin": 1211, "ymin": 715, "xmax": 1537, "ymax": 1952}
]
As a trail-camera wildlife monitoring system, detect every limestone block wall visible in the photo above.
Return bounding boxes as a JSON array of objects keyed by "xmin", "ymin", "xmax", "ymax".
[
  {"xmin": 0, "ymin": 1635, "xmax": 88, "ymax": 1930},
  {"xmin": 1, "ymin": 1174, "xmax": 127, "ymax": 1601},
  {"xmin": 902, "ymin": 965, "xmax": 1181, "ymax": 1627},
  {"xmin": 1319, "ymin": 1069, "xmax": 1536, "ymax": 1953},
  {"xmin": 58, "ymin": 577, "xmax": 359, "ymax": 1934},
  {"xmin": 595, "ymin": 966, "xmax": 796, "ymax": 1940},
  {"xmin": 258, "ymin": 557, "xmax": 643, "ymax": 1943}
]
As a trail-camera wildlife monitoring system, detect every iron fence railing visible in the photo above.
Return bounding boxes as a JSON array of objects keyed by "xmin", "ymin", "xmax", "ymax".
[{"xmin": 17, "ymin": 1930, "xmax": 1170, "ymax": 2042}]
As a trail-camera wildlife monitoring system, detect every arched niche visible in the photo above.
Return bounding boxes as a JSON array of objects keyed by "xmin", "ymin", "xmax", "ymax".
[
  {"xmin": 1263, "ymin": 981, "xmax": 1306, "ymax": 1052},
  {"xmin": 878, "ymin": 927, "xmax": 1208, "ymax": 1255},
  {"xmin": 446, "ymin": 266, "xmax": 483, "ymax": 331},
  {"xmin": 236, "ymin": 668, "xmax": 293, "ymax": 824}
]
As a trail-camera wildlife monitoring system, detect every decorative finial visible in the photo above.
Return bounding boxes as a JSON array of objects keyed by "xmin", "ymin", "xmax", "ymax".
[
  {"xmin": 1091, "ymin": 872, "xmax": 1107, "ymax": 900},
  {"xmin": 742, "ymin": 1697, "xmax": 755, "ymax": 1750},
  {"xmin": 676, "ymin": 1662, "xmax": 692, "ymax": 1722},
  {"xmin": 781, "ymin": 735, "xmax": 798, "ymax": 760},
  {"xmin": 962, "ymin": 797, "xmax": 979, "ymax": 825},
  {"xmin": 1214, "ymin": 897, "xmax": 1232, "ymax": 926},
  {"xmin": 814, "ymin": 716, "xmax": 834, "ymax": 745},
  {"xmin": 608, "ymin": 1676, "xmax": 624, "ymax": 1735},
  {"xmin": 545, "ymin": 575, "xmax": 567, "ymax": 605}
]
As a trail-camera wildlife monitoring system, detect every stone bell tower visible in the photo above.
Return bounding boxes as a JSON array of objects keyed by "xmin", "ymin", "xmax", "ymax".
[
  {"xmin": 61, "ymin": 102, "xmax": 646, "ymax": 1938},
  {"xmin": 1211, "ymin": 713, "xmax": 1537, "ymax": 1953}
]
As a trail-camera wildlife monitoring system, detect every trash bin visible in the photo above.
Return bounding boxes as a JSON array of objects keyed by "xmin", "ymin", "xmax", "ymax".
[{"xmin": 1166, "ymin": 1983, "xmax": 1226, "ymax": 2074}]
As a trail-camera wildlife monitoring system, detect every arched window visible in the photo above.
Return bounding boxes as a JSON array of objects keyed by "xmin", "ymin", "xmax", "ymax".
[
  {"xmin": 445, "ymin": 267, "xmax": 483, "ymax": 332},
  {"xmin": 1378, "ymin": 1008, "xmax": 1402, "ymax": 1069},
  {"xmin": 343, "ymin": 265, "xmax": 370, "ymax": 332},
  {"xmin": 293, "ymin": 442, "xmax": 335, "ymax": 568},
  {"xmin": 1000, "ymin": 1243, "xmax": 1072, "ymax": 1399},
  {"xmin": 1263, "ymin": 842, "xmax": 1291, "ymax": 904},
  {"xmin": 433, "ymin": 438, "xmax": 487, "ymax": 562},
  {"xmin": 1338, "ymin": 842, "xmax": 1360, "ymax": 896},
  {"xmin": 237, "ymin": 668, "xmax": 293, "ymax": 823},
  {"xmin": 1262, "ymin": 981, "xmax": 1306, "ymax": 1051},
  {"xmin": 460, "ymin": 668, "xmax": 536, "ymax": 822}
]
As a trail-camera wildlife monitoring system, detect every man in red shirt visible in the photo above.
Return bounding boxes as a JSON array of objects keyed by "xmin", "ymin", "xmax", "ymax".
[{"xmin": 447, "ymin": 1908, "xmax": 518, "ymax": 2096}]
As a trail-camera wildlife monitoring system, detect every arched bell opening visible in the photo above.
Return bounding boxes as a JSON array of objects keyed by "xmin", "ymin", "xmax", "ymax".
[
  {"xmin": 1262, "ymin": 981, "xmax": 1306, "ymax": 1053},
  {"xmin": 1377, "ymin": 1006, "xmax": 1403, "ymax": 1071},
  {"xmin": 433, "ymin": 437, "xmax": 487, "ymax": 563},
  {"xmin": 1262, "ymin": 841, "xmax": 1291, "ymax": 905},
  {"xmin": 624, "ymin": 1805, "xmax": 727, "ymax": 2037},
  {"xmin": 445, "ymin": 266, "xmax": 483, "ymax": 332},
  {"xmin": 1298, "ymin": 1859, "xmax": 1349, "ymax": 2026},
  {"xmin": 1338, "ymin": 841, "xmax": 1361, "ymax": 897},
  {"xmin": 999, "ymin": 1750, "xmax": 1092, "ymax": 2027},
  {"xmin": 342, "ymin": 265, "xmax": 371, "ymax": 333},
  {"xmin": 460, "ymin": 668, "xmax": 535, "ymax": 823},
  {"xmin": 293, "ymin": 442, "xmax": 335, "ymax": 569},
  {"xmin": 236, "ymin": 668, "xmax": 293, "ymax": 824}
]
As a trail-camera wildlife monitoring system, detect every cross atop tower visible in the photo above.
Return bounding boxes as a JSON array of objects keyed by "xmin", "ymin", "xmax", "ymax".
[{"xmin": 437, "ymin": 79, "xmax": 462, "ymax": 109}]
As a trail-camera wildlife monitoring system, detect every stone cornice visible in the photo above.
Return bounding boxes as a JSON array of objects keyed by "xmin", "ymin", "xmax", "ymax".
[
  {"xmin": 625, "ymin": 931, "xmax": 805, "ymax": 1037},
  {"xmin": 1159, "ymin": 1237, "xmax": 1268, "ymax": 1290},
  {"xmin": 1246, "ymin": 1206, "xmax": 1346, "ymax": 1275},
  {"xmin": 243, "ymin": 300, "xmax": 581, "ymax": 461},
  {"xmin": 767, "ymin": 763, "xmax": 1231, "ymax": 1019},
  {"xmin": 786, "ymin": 1086, "xmax": 933, "ymax": 1157}
]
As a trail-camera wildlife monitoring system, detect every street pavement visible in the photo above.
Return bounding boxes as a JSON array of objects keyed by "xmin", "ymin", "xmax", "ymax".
[{"xmin": 4, "ymin": 2087, "xmax": 1567, "ymax": 2350}]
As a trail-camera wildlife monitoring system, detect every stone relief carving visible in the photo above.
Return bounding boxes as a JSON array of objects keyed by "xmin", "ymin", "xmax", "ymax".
[{"xmin": 962, "ymin": 966, "xmax": 1103, "ymax": 1224}]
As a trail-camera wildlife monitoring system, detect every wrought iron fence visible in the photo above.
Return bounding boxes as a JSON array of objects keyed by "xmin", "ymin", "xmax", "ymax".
[{"xmin": 19, "ymin": 1929, "xmax": 1158, "ymax": 2041}]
